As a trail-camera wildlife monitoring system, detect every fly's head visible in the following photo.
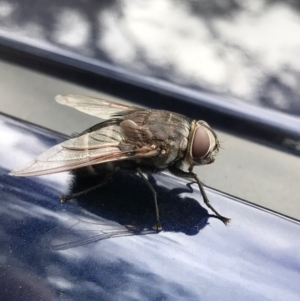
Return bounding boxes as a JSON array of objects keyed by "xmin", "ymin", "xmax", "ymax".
[{"xmin": 185, "ymin": 120, "xmax": 220, "ymax": 167}]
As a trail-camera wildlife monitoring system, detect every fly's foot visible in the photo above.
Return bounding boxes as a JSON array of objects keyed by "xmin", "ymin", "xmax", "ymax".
[
  {"xmin": 152, "ymin": 220, "xmax": 162, "ymax": 232},
  {"xmin": 60, "ymin": 195, "xmax": 71, "ymax": 203},
  {"xmin": 220, "ymin": 216, "xmax": 231, "ymax": 225}
]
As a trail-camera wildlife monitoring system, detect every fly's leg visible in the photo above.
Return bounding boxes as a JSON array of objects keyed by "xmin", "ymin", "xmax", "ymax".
[
  {"xmin": 192, "ymin": 174, "xmax": 230, "ymax": 225},
  {"xmin": 168, "ymin": 166, "xmax": 230, "ymax": 225},
  {"xmin": 60, "ymin": 170, "xmax": 115, "ymax": 203},
  {"xmin": 136, "ymin": 168, "xmax": 162, "ymax": 231}
]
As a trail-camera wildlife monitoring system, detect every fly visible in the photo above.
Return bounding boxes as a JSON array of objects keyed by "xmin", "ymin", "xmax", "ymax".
[{"xmin": 9, "ymin": 95, "xmax": 230, "ymax": 230}]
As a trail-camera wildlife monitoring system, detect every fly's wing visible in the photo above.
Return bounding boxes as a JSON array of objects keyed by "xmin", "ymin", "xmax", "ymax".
[
  {"xmin": 9, "ymin": 122, "xmax": 160, "ymax": 177},
  {"xmin": 45, "ymin": 219, "xmax": 156, "ymax": 251},
  {"xmin": 10, "ymin": 101, "xmax": 191, "ymax": 177},
  {"xmin": 50, "ymin": 228, "xmax": 156, "ymax": 251},
  {"xmin": 56, "ymin": 95, "xmax": 140, "ymax": 119}
]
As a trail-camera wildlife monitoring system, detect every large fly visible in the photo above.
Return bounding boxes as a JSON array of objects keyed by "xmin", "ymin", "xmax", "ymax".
[{"xmin": 9, "ymin": 95, "xmax": 230, "ymax": 230}]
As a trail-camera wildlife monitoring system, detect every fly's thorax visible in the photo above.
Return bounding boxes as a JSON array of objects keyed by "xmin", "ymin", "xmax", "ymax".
[{"xmin": 184, "ymin": 120, "xmax": 219, "ymax": 167}]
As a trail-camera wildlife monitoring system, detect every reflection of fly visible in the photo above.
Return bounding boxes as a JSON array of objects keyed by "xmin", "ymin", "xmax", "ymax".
[{"xmin": 10, "ymin": 95, "xmax": 230, "ymax": 230}]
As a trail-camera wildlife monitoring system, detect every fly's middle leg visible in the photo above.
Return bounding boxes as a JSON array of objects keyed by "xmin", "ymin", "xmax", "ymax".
[{"xmin": 137, "ymin": 168, "xmax": 162, "ymax": 231}]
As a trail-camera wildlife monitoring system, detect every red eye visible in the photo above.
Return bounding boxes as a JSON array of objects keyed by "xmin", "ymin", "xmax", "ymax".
[{"xmin": 192, "ymin": 126, "xmax": 210, "ymax": 159}]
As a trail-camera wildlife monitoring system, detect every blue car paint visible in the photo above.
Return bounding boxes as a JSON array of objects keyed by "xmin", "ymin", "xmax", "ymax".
[{"xmin": 1, "ymin": 114, "xmax": 300, "ymax": 300}]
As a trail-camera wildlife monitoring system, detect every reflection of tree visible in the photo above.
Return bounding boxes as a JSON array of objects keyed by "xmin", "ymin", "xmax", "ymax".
[
  {"xmin": 180, "ymin": 0, "xmax": 300, "ymax": 115},
  {"xmin": 1, "ymin": 0, "xmax": 300, "ymax": 116},
  {"xmin": 1, "ymin": 0, "xmax": 119, "ymax": 61},
  {"xmin": 175, "ymin": 0, "xmax": 243, "ymax": 17},
  {"xmin": 259, "ymin": 68, "xmax": 300, "ymax": 115},
  {"xmin": 179, "ymin": 0, "xmax": 300, "ymax": 19}
]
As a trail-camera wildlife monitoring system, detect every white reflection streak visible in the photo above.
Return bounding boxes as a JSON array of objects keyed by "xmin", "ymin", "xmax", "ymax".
[
  {"xmin": 0, "ymin": 120, "xmax": 48, "ymax": 169},
  {"xmin": 0, "ymin": 119, "xmax": 70, "ymax": 190},
  {"xmin": 47, "ymin": 276, "xmax": 73, "ymax": 290},
  {"xmin": 53, "ymin": 9, "xmax": 90, "ymax": 48},
  {"xmin": 0, "ymin": 1, "xmax": 15, "ymax": 18},
  {"xmin": 0, "ymin": 197, "xmax": 68, "ymax": 223}
]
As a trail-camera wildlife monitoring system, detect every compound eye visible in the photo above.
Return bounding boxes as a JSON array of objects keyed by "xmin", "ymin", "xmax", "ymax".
[{"xmin": 192, "ymin": 126, "xmax": 210, "ymax": 159}]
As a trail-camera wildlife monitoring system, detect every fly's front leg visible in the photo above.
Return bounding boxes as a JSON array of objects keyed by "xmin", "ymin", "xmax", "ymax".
[
  {"xmin": 136, "ymin": 168, "xmax": 162, "ymax": 231},
  {"xmin": 191, "ymin": 173, "xmax": 230, "ymax": 225},
  {"xmin": 168, "ymin": 165, "xmax": 230, "ymax": 225},
  {"xmin": 60, "ymin": 170, "xmax": 116, "ymax": 203}
]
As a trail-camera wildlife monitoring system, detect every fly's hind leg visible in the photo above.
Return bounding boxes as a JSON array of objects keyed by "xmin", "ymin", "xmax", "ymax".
[
  {"xmin": 60, "ymin": 170, "xmax": 116, "ymax": 203},
  {"xmin": 136, "ymin": 168, "xmax": 162, "ymax": 231}
]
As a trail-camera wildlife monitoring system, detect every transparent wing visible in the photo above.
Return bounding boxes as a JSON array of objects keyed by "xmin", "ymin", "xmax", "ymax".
[
  {"xmin": 56, "ymin": 95, "xmax": 140, "ymax": 119},
  {"xmin": 9, "ymin": 124, "xmax": 159, "ymax": 177},
  {"xmin": 43, "ymin": 219, "xmax": 156, "ymax": 251},
  {"xmin": 50, "ymin": 228, "xmax": 155, "ymax": 251}
]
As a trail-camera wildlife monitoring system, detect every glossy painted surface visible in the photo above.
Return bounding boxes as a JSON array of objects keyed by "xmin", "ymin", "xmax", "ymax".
[
  {"xmin": 0, "ymin": 0, "xmax": 300, "ymax": 155},
  {"xmin": 1, "ymin": 114, "xmax": 300, "ymax": 300}
]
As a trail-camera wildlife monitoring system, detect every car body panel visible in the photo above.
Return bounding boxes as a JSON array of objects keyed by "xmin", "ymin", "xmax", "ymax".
[
  {"xmin": 1, "ymin": 113, "xmax": 300, "ymax": 300},
  {"xmin": 1, "ymin": 2, "xmax": 300, "ymax": 299}
]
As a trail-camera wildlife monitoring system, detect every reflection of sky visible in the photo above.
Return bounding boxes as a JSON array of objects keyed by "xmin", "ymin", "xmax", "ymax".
[
  {"xmin": 99, "ymin": 1, "xmax": 228, "ymax": 85},
  {"xmin": 0, "ymin": 1, "xmax": 15, "ymax": 17},
  {"xmin": 0, "ymin": 0, "xmax": 300, "ymax": 115},
  {"xmin": 54, "ymin": 9, "xmax": 91, "ymax": 49},
  {"xmin": 80, "ymin": 0, "xmax": 298, "ymax": 118},
  {"xmin": 97, "ymin": 0, "xmax": 300, "ymax": 108}
]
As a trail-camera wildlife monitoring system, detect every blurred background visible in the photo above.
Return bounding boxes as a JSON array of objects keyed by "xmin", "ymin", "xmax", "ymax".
[{"xmin": 0, "ymin": 0, "xmax": 299, "ymax": 218}]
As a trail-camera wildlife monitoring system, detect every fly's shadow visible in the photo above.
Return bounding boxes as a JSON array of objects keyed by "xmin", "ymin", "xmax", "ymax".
[
  {"xmin": 46, "ymin": 171, "xmax": 220, "ymax": 251},
  {"xmin": 73, "ymin": 170, "xmax": 216, "ymax": 233}
]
